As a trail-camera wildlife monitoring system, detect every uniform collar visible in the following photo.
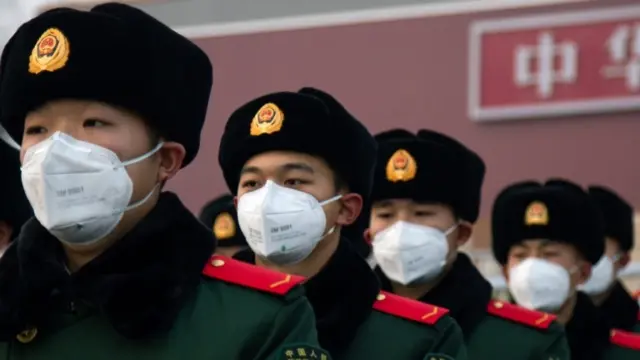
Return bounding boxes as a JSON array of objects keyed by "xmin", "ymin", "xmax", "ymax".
[
  {"xmin": 376, "ymin": 252, "xmax": 491, "ymax": 339},
  {"xmin": 599, "ymin": 280, "xmax": 640, "ymax": 331},
  {"xmin": 234, "ymin": 238, "xmax": 379, "ymax": 355},
  {"xmin": 0, "ymin": 192, "xmax": 214, "ymax": 340},
  {"xmin": 565, "ymin": 291, "xmax": 611, "ymax": 360}
]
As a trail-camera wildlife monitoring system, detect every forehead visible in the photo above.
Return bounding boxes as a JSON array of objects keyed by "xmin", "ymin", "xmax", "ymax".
[
  {"xmin": 243, "ymin": 151, "xmax": 332, "ymax": 173},
  {"xmin": 372, "ymin": 198, "xmax": 450, "ymax": 211},
  {"xmin": 26, "ymin": 100, "xmax": 133, "ymax": 120},
  {"xmin": 512, "ymin": 238, "xmax": 575, "ymax": 252}
]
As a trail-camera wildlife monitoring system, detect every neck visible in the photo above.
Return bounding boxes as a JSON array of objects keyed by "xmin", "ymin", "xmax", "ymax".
[
  {"xmin": 590, "ymin": 285, "xmax": 615, "ymax": 307},
  {"xmin": 390, "ymin": 269, "xmax": 448, "ymax": 300},
  {"xmin": 555, "ymin": 293, "xmax": 578, "ymax": 325},
  {"xmin": 256, "ymin": 231, "xmax": 340, "ymax": 278},
  {"xmin": 63, "ymin": 193, "xmax": 159, "ymax": 272}
]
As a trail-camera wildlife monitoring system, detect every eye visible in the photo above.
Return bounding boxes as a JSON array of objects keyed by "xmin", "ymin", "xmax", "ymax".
[
  {"xmin": 375, "ymin": 212, "xmax": 393, "ymax": 219},
  {"xmin": 240, "ymin": 180, "xmax": 260, "ymax": 189},
  {"xmin": 542, "ymin": 250, "xmax": 560, "ymax": 258},
  {"xmin": 83, "ymin": 118, "xmax": 109, "ymax": 128},
  {"xmin": 24, "ymin": 125, "xmax": 47, "ymax": 136},
  {"xmin": 283, "ymin": 178, "xmax": 307, "ymax": 187}
]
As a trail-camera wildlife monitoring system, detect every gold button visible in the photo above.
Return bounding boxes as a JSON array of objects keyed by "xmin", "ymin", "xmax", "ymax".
[
  {"xmin": 376, "ymin": 293, "xmax": 386, "ymax": 301},
  {"xmin": 16, "ymin": 328, "xmax": 37, "ymax": 343},
  {"xmin": 494, "ymin": 301, "xmax": 504, "ymax": 309},
  {"xmin": 211, "ymin": 259, "xmax": 225, "ymax": 267}
]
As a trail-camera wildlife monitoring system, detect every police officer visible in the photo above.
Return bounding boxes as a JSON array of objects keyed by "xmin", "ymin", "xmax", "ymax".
[
  {"xmin": 583, "ymin": 186, "xmax": 640, "ymax": 332},
  {"xmin": 366, "ymin": 129, "xmax": 570, "ymax": 359},
  {"xmin": 0, "ymin": 3, "xmax": 325, "ymax": 359},
  {"xmin": 199, "ymin": 194, "xmax": 248, "ymax": 257},
  {"xmin": 0, "ymin": 139, "xmax": 31, "ymax": 255},
  {"xmin": 492, "ymin": 179, "xmax": 640, "ymax": 359},
  {"xmin": 221, "ymin": 88, "xmax": 467, "ymax": 359}
]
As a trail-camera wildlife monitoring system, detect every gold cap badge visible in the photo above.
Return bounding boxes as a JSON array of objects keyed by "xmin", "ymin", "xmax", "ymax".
[
  {"xmin": 213, "ymin": 212, "xmax": 236, "ymax": 240},
  {"xmin": 29, "ymin": 28, "xmax": 70, "ymax": 75},
  {"xmin": 525, "ymin": 201, "xmax": 549, "ymax": 226},
  {"xmin": 386, "ymin": 149, "xmax": 417, "ymax": 182},
  {"xmin": 250, "ymin": 103, "xmax": 284, "ymax": 136}
]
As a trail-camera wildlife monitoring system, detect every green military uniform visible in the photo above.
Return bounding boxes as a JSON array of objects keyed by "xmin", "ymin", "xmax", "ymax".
[
  {"xmin": 588, "ymin": 186, "xmax": 639, "ymax": 333},
  {"xmin": 0, "ymin": 4, "xmax": 327, "ymax": 359},
  {"xmin": 221, "ymin": 89, "xmax": 467, "ymax": 359},
  {"xmin": 605, "ymin": 329, "xmax": 640, "ymax": 359},
  {"xmin": 492, "ymin": 179, "xmax": 640, "ymax": 360},
  {"xmin": 370, "ymin": 129, "xmax": 569, "ymax": 360}
]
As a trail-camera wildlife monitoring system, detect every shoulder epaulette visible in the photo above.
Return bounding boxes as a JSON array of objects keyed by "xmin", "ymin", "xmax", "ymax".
[
  {"xmin": 487, "ymin": 300, "xmax": 556, "ymax": 330},
  {"xmin": 202, "ymin": 255, "xmax": 305, "ymax": 296},
  {"xmin": 610, "ymin": 329, "xmax": 640, "ymax": 351},
  {"xmin": 372, "ymin": 291, "xmax": 449, "ymax": 325},
  {"xmin": 632, "ymin": 290, "xmax": 640, "ymax": 300}
]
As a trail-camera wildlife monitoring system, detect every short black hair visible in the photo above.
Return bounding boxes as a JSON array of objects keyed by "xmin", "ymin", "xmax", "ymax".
[{"xmin": 327, "ymin": 162, "xmax": 349, "ymax": 193}]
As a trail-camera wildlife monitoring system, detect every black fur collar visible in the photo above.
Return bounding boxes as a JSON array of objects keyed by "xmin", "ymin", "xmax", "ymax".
[
  {"xmin": 376, "ymin": 252, "xmax": 491, "ymax": 339},
  {"xmin": 234, "ymin": 238, "xmax": 379, "ymax": 356},
  {"xmin": 599, "ymin": 280, "xmax": 639, "ymax": 331},
  {"xmin": 0, "ymin": 192, "xmax": 214, "ymax": 340},
  {"xmin": 566, "ymin": 292, "xmax": 611, "ymax": 360}
]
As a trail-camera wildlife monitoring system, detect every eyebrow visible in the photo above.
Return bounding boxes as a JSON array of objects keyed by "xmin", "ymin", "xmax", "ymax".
[
  {"xmin": 240, "ymin": 162, "xmax": 315, "ymax": 176},
  {"xmin": 281, "ymin": 162, "xmax": 314, "ymax": 174},
  {"xmin": 374, "ymin": 200, "xmax": 393, "ymax": 208}
]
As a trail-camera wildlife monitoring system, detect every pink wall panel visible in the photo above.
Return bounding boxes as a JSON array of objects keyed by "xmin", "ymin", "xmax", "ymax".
[{"xmin": 167, "ymin": 0, "xmax": 640, "ymax": 219}]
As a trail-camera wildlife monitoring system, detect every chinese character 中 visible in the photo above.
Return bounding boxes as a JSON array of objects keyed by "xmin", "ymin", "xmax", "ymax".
[
  {"xmin": 601, "ymin": 24, "xmax": 640, "ymax": 91},
  {"xmin": 514, "ymin": 31, "xmax": 578, "ymax": 98}
]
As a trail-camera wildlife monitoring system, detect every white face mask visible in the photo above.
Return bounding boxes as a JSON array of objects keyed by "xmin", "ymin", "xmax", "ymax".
[
  {"xmin": 372, "ymin": 221, "xmax": 455, "ymax": 286},
  {"xmin": 237, "ymin": 180, "xmax": 342, "ymax": 265},
  {"xmin": 21, "ymin": 132, "xmax": 163, "ymax": 246},
  {"xmin": 578, "ymin": 255, "xmax": 618, "ymax": 295},
  {"xmin": 508, "ymin": 258, "xmax": 573, "ymax": 312}
]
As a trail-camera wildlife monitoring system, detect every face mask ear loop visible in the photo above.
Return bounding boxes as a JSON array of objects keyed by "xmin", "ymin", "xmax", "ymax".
[
  {"xmin": 443, "ymin": 221, "xmax": 460, "ymax": 236},
  {"xmin": 315, "ymin": 195, "xmax": 342, "ymax": 243},
  {"xmin": 112, "ymin": 183, "xmax": 161, "ymax": 216},
  {"xmin": 318, "ymin": 194, "xmax": 343, "ymax": 207},
  {"xmin": 119, "ymin": 142, "xmax": 164, "ymax": 168},
  {"xmin": 111, "ymin": 142, "xmax": 164, "ymax": 215},
  {"xmin": 611, "ymin": 253, "xmax": 621, "ymax": 263}
]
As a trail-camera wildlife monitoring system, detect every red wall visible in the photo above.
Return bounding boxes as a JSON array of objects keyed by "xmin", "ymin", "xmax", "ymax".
[{"xmin": 167, "ymin": 0, "xmax": 640, "ymax": 219}]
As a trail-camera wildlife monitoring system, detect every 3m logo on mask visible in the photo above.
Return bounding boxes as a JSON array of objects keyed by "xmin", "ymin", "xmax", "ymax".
[
  {"xmin": 250, "ymin": 103, "xmax": 284, "ymax": 136},
  {"xmin": 525, "ymin": 201, "xmax": 549, "ymax": 226},
  {"xmin": 213, "ymin": 212, "xmax": 236, "ymax": 240},
  {"xmin": 29, "ymin": 28, "xmax": 70, "ymax": 75},
  {"xmin": 385, "ymin": 149, "xmax": 417, "ymax": 183}
]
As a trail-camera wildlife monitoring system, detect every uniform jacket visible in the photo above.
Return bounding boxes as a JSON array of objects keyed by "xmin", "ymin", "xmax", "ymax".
[
  {"xmin": 377, "ymin": 253, "xmax": 571, "ymax": 360},
  {"xmin": 567, "ymin": 291, "xmax": 640, "ymax": 360},
  {"xmin": 599, "ymin": 281, "xmax": 640, "ymax": 333},
  {"xmin": 235, "ymin": 238, "xmax": 468, "ymax": 360},
  {"xmin": 0, "ymin": 192, "xmax": 325, "ymax": 360}
]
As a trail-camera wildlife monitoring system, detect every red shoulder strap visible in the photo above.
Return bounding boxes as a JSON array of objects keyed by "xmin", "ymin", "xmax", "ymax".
[
  {"xmin": 611, "ymin": 329, "xmax": 640, "ymax": 351},
  {"xmin": 202, "ymin": 255, "xmax": 305, "ymax": 295},
  {"xmin": 372, "ymin": 291, "xmax": 449, "ymax": 325},
  {"xmin": 632, "ymin": 290, "xmax": 640, "ymax": 300},
  {"xmin": 487, "ymin": 300, "xmax": 556, "ymax": 330}
]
